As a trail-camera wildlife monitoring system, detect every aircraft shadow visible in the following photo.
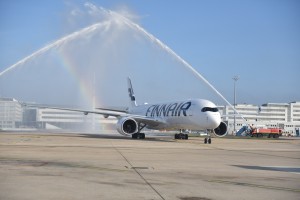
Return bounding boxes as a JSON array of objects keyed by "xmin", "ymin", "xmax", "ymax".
[
  {"xmin": 232, "ymin": 165, "xmax": 300, "ymax": 173},
  {"xmin": 78, "ymin": 133, "xmax": 176, "ymax": 143}
]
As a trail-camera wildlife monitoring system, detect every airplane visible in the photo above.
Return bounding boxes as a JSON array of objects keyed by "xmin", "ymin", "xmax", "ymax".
[{"xmin": 23, "ymin": 78, "xmax": 227, "ymax": 143}]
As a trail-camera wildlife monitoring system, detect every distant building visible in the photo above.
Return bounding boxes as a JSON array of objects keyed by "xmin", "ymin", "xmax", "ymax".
[
  {"xmin": 36, "ymin": 108, "xmax": 116, "ymax": 130},
  {"xmin": 219, "ymin": 101, "xmax": 300, "ymax": 135},
  {"xmin": 0, "ymin": 97, "xmax": 116, "ymax": 131},
  {"xmin": 0, "ymin": 98, "xmax": 22, "ymax": 129},
  {"xmin": 23, "ymin": 108, "xmax": 38, "ymax": 128},
  {"xmin": 1, "ymin": 97, "xmax": 300, "ymax": 135}
]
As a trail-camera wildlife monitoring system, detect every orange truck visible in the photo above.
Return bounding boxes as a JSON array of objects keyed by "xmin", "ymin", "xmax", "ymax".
[{"xmin": 250, "ymin": 128, "xmax": 282, "ymax": 138}]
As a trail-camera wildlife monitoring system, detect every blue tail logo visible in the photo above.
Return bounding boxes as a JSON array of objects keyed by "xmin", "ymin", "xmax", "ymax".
[{"xmin": 127, "ymin": 77, "xmax": 137, "ymax": 107}]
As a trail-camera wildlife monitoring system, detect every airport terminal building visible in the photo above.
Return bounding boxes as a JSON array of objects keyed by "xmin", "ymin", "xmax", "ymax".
[
  {"xmin": 0, "ymin": 98, "xmax": 116, "ymax": 131},
  {"xmin": 34, "ymin": 108, "xmax": 116, "ymax": 130},
  {"xmin": 218, "ymin": 102, "xmax": 300, "ymax": 135},
  {"xmin": 1, "ymin": 97, "xmax": 300, "ymax": 136},
  {"xmin": 0, "ymin": 98, "xmax": 22, "ymax": 129}
]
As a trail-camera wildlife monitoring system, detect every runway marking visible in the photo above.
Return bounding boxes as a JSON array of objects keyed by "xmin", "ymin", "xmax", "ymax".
[{"xmin": 206, "ymin": 179, "xmax": 300, "ymax": 193}]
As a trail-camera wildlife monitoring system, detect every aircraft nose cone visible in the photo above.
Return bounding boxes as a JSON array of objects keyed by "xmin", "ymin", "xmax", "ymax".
[{"xmin": 207, "ymin": 113, "xmax": 221, "ymax": 128}]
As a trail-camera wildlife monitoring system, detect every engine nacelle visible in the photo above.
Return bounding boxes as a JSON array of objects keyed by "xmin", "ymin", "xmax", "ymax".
[
  {"xmin": 116, "ymin": 117, "xmax": 138, "ymax": 136},
  {"xmin": 212, "ymin": 121, "xmax": 228, "ymax": 137}
]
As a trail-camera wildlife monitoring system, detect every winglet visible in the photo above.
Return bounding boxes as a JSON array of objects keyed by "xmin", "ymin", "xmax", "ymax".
[{"xmin": 127, "ymin": 77, "xmax": 137, "ymax": 107}]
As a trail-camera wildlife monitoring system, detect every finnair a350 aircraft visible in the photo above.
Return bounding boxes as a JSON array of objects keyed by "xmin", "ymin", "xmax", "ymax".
[{"xmin": 24, "ymin": 78, "xmax": 227, "ymax": 143}]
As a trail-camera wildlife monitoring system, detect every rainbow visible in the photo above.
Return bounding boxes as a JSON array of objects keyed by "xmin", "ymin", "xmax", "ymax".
[{"xmin": 58, "ymin": 49, "xmax": 94, "ymax": 108}]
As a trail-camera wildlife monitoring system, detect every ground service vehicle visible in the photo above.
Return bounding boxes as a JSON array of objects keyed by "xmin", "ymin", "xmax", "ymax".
[{"xmin": 250, "ymin": 128, "xmax": 282, "ymax": 138}]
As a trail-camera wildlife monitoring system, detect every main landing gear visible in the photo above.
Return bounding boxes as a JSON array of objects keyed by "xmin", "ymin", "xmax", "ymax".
[
  {"xmin": 132, "ymin": 123, "xmax": 146, "ymax": 139},
  {"xmin": 132, "ymin": 132, "xmax": 145, "ymax": 139},
  {"xmin": 174, "ymin": 133, "xmax": 189, "ymax": 140},
  {"xmin": 174, "ymin": 129, "xmax": 189, "ymax": 140}
]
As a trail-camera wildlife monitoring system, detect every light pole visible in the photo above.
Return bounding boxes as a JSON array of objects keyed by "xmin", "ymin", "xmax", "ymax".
[{"xmin": 233, "ymin": 75, "xmax": 239, "ymax": 135}]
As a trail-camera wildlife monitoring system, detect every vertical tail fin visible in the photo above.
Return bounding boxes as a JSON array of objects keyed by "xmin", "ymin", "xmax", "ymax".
[{"xmin": 127, "ymin": 77, "xmax": 137, "ymax": 107}]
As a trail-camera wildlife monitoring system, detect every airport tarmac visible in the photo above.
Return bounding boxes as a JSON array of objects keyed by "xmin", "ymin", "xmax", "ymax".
[{"xmin": 0, "ymin": 131, "xmax": 299, "ymax": 200}]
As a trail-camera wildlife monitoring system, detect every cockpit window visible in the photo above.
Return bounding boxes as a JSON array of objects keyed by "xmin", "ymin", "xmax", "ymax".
[{"xmin": 201, "ymin": 107, "xmax": 219, "ymax": 112}]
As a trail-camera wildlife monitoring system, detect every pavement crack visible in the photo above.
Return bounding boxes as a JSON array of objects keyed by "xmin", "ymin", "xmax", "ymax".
[{"xmin": 112, "ymin": 143, "xmax": 165, "ymax": 200}]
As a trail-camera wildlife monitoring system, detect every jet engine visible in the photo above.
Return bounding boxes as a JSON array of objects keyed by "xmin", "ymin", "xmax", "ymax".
[
  {"xmin": 116, "ymin": 117, "xmax": 138, "ymax": 136},
  {"xmin": 212, "ymin": 121, "xmax": 228, "ymax": 137}
]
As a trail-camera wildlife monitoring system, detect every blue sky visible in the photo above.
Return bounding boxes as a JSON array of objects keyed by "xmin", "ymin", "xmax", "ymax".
[{"xmin": 1, "ymin": 0, "xmax": 300, "ymax": 105}]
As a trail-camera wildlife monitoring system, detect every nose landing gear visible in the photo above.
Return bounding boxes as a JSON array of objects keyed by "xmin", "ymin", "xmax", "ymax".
[
  {"xmin": 204, "ymin": 137, "xmax": 211, "ymax": 144},
  {"xmin": 204, "ymin": 130, "xmax": 212, "ymax": 144}
]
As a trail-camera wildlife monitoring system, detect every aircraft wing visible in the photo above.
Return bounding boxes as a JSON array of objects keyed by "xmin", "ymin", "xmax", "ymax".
[
  {"xmin": 96, "ymin": 106, "xmax": 128, "ymax": 113},
  {"xmin": 22, "ymin": 103, "xmax": 125, "ymax": 117},
  {"xmin": 22, "ymin": 103, "xmax": 166, "ymax": 127}
]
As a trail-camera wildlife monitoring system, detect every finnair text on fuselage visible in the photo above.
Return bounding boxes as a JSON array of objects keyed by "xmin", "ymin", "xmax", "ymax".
[{"xmin": 145, "ymin": 101, "xmax": 191, "ymax": 117}]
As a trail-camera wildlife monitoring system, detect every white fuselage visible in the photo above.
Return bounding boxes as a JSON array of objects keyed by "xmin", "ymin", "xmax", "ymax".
[{"xmin": 129, "ymin": 99, "xmax": 221, "ymax": 131}]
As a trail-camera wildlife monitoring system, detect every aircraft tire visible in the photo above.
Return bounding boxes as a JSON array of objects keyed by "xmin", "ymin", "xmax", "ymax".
[
  {"xmin": 132, "ymin": 133, "xmax": 145, "ymax": 139},
  {"xmin": 185, "ymin": 134, "xmax": 188, "ymax": 140},
  {"xmin": 137, "ymin": 133, "xmax": 145, "ymax": 139},
  {"xmin": 175, "ymin": 133, "xmax": 187, "ymax": 140},
  {"xmin": 204, "ymin": 138, "xmax": 207, "ymax": 144},
  {"xmin": 208, "ymin": 138, "xmax": 211, "ymax": 144}
]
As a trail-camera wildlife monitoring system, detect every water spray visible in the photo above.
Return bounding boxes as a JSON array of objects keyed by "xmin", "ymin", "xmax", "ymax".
[
  {"xmin": 0, "ymin": 3, "xmax": 247, "ymax": 124},
  {"xmin": 0, "ymin": 21, "xmax": 111, "ymax": 77},
  {"xmin": 101, "ymin": 7, "xmax": 247, "ymax": 123}
]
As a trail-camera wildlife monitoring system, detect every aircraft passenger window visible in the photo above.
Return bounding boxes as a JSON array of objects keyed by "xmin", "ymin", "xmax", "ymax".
[{"xmin": 201, "ymin": 107, "xmax": 218, "ymax": 112}]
